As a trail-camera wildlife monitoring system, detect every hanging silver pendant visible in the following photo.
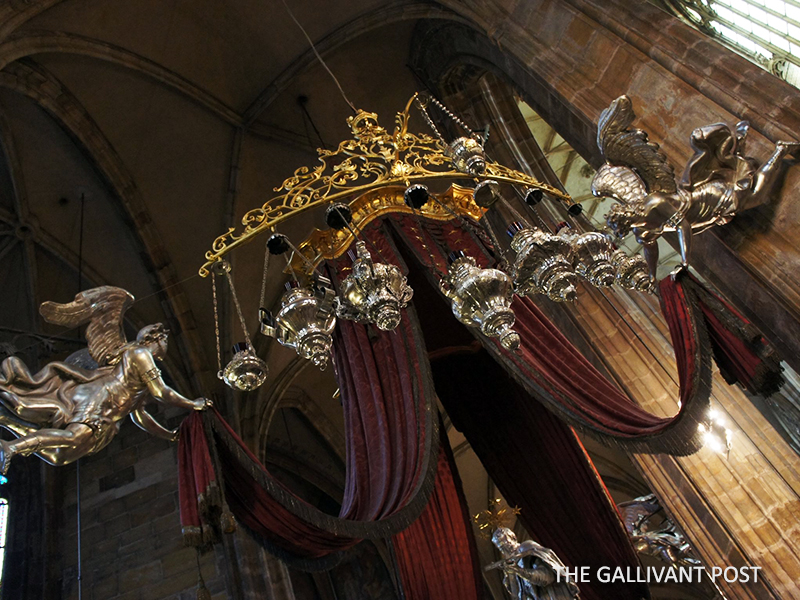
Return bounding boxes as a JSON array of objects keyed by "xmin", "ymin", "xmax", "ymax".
[
  {"xmin": 220, "ymin": 342, "xmax": 269, "ymax": 391},
  {"xmin": 337, "ymin": 241, "xmax": 413, "ymax": 331},
  {"xmin": 612, "ymin": 250, "xmax": 655, "ymax": 294},
  {"xmin": 263, "ymin": 280, "xmax": 337, "ymax": 370},
  {"xmin": 561, "ymin": 229, "xmax": 617, "ymax": 288},
  {"xmin": 508, "ymin": 222, "xmax": 579, "ymax": 302},
  {"xmin": 441, "ymin": 252, "xmax": 520, "ymax": 351}
]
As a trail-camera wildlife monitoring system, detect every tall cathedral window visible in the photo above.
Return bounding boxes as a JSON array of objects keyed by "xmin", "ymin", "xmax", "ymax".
[{"xmin": 658, "ymin": 0, "xmax": 800, "ymax": 87}]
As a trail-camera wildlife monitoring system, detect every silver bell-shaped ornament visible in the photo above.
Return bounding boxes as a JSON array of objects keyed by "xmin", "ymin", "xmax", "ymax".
[
  {"xmin": 219, "ymin": 342, "xmax": 268, "ymax": 391},
  {"xmin": 507, "ymin": 221, "xmax": 578, "ymax": 302},
  {"xmin": 337, "ymin": 241, "xmax": 413, "ymax": 331},
  {"xmin": 446, "ymin": 136, "xmax": 486, "ymax": 176},
  {"xmin": 441, "ymin": 251, "xmax": 520, "ymax": 351},
  {"xmin": 559, "ymin": 226, "xmax": 616, "ymax": 288},
  {"xmin": 612, "ymin": 249, "xmax": 655, "ymax": 293},
  {"xmin": 261, "ymin": 279, "xmax": 337, "ymax": 369}
]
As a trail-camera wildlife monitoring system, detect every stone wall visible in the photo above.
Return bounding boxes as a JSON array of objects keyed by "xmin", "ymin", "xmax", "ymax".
[{"xmin": 55, "ymin": 405, "xmax": 229, "ymax": 600}]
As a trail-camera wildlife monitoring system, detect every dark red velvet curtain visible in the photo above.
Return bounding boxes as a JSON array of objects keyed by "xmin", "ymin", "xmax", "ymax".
[
  {"xmin": 390, "ymin": 214, "xmax": 709, "ymax": 454},
  {"xmin": 392, "ymin": 426, "xmax": 484, "ymax": 600},
  {"xmin": 430, "ymin": 348, "xmax": 649, "ymax": 600},
  {"xmin": 179, "ymin": 302, "xmax": 440, "ymax": 567}
]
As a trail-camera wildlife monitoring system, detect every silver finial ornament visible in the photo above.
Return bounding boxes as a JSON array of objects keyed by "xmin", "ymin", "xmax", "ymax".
[
  {"xmin": 508, "ymin": 222, "xmax": 578, "ymax": 302},
  {"xmin": 612, "ymin": 250, "xmax": 654, "ymax": 293},
  {"xmin": 337, "ymin": 241, "xmax": 413, "ymax": 331},
  {"xmin": 562, "ymin": 229, "xmax": 616, "ymax": 287},
  {"xmin": 441, "ymin": 252, "xmax": 520, "ymax": 351},
  {"xmin": 220, "ymin": 343, "xmax": 269, "ymax": 391},
  {"xmin": 262, "ymin": 280, "xmax": 337, "ymax": 369},
  {"xmin": 446, "ymin": 137, "xmax": 486, "ymax": 176}
]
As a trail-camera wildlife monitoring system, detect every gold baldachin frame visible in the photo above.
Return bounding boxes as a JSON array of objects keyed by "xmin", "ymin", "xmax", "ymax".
[
  {"xmin": 287, "ymin": 184, "xmax": 483, "ymax": 274},
  {"xmin": 200, "ymin": 94, "xmax": 573, "ymax": 276}
]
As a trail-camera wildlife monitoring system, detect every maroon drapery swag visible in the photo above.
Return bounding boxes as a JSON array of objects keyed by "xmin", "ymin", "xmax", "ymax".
[
  {"xmin": 392, "ymin": 423, "xmax": 484, "ymax": 600},
  {"xmin": 178, "ymin": 212, "xmax": 782, "ymax": 596}
]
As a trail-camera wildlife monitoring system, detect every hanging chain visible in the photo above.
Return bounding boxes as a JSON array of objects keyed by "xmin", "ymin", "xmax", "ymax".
[
  {"xmin": 211, "ymin": 273, "xmax": 223, "ymax": 374},
  {"xmin": 414, "ymin": 97, "xmax": 446, "ymax": 144},
  {"xmin": 410, "ymin": 208, "xmax": 446, "ymax": 280},
  {"xmin": 224, "ymin": 267, "xmax": 253, "ymax": 348},
  {"xmin": 259, "ymin": 242, "xmax": 271, "ymax": 309},
  {"xmin": 416, "ymin": 93, "xmax": 481, "ymax": 141},
  {"xmin": 428, "ymin": 194, "xmax": 508, "ymax": 268}
]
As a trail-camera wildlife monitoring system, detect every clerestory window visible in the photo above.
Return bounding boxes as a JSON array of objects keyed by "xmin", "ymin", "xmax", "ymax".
[{"xmin": 657, "ymin": 0, "xmax": 800, "ymax": 87}]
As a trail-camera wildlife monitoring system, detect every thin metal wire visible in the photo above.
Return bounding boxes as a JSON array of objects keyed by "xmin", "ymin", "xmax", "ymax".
[
  {"xmin": 259, "ymin": 242, "xmax": 271, "ymax": 309},
  {"xmin": 428, "ymin": 194, "xmax": 507, "ymax": 265},
  {"xmin": 212, "ymin": 274, "xmax": 222, "ymax": 373},
  {"xmin": 278, "ymin": 0, "xmax": 357, "ymax": 114},
  {"xmin": 224, "ymin": 268, "xmax": 253, "ymax": 347},
  {"xmin": 330, "ymin": 204, "xmax": 391, "ymax": 266}
]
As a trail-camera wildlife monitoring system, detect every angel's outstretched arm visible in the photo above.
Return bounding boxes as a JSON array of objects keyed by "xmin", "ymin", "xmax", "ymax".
[
  {"xmin": 131, "ymin": 407, "xmax": 178, "ymax": 441},
  {"xmin": 676, "ymin": 219, "xmax": 692, "ymax": 269},
  {"xmin": 643, "ymin": 240, "xmax": 660, "ymax": 280},
  {"xmin": 129, "ymin": 348, "xmax": 208, "ymax": 411}
]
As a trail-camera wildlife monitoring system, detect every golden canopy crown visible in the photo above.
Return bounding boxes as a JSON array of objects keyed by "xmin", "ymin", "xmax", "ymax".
[{"xmin": 200, "ymin": 94, "xmax": 575, "ymax": 276}]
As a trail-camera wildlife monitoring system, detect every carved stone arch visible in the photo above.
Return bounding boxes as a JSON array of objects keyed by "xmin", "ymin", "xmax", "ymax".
[
  {"xmin": 409, "ymin": 19, "xmax": 600, "ymax": 164},
  {"xmin": 0, "ymin": 59, "xmax": 210, "ymax": 393},
  {"xmin": 0, "ymin": 31, "xmax": 243, "ymax": 126}
]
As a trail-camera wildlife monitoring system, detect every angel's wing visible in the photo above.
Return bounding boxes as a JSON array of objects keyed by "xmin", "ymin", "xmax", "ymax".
[
  {"xmin": 617, "ymin": 494, "xmax": 662, "ymax": 536},
  {"xmin": 591, "ymin": 164, "xmax": 647, "ymax": 205},
  {"xmin": 597, "ymin": 95, "xmax": 676, "ymax": 195},
  {"xmin": 40, "ymin": 286, "xmax": 134, "ymax": 367}
]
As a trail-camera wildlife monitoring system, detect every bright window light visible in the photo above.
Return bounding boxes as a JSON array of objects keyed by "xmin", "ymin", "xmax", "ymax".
[{"xmin": 666, "ymin": 0, "xmax": 800, "ymax": 88}]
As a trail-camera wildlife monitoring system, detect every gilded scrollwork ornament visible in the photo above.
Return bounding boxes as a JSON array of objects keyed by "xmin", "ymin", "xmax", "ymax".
[{"xmin": 200, "ymin": 95, "xmax": 569, "ymax": 276}]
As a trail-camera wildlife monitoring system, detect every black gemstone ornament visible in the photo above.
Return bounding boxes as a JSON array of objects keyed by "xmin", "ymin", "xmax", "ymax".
[
  {"xmin": 404, "ymin": 184, "xmax": 430, "ymax": 209},
  {"xmin": 525, "ymin": 188, "xmax": 544, "ymax": 206},
  {"xmin": 325, "ymin": 203, "xmax": 353, "ymax": 230},
  {"xmin": 447, "ymin": 250, "xmax": 466, "ymax": 265},
  {"xmin": 568, "ymin": 203, "xmax": 583, "ymax": 216},
  {"xmin": 267, "ymin": 233, "xmax": 290, "ymax": 255}
]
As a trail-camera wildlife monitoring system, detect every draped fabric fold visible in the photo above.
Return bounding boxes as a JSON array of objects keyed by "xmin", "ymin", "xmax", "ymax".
[
  {"xmin": 680, "ymin": 272, "xmax": 784, "ymax": 396},
  {"xmin": 389, "ymin": 214, "xmax": 717, "ymax": 454},
  {"xmin": 178, "ymin": 303, "xmax": 440, "ymax": 570},
  {"xmin": 392, "ymin": 425, "xmax": 484, "ymax": 600},
  {"xmin": 430, "ymin": 347, "xmax": 650, "ymax": 600}
]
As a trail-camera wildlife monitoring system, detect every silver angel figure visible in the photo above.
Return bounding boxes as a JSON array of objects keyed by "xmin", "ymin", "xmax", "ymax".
[
  {"xmin": 618, "ymin": 494, "xmax": 700, "ymax": 568},
  {"xmin": 0, "ymin": 286, "xmax": 209, "ymax": 474},
  {"xmin": 593, "ymin": 95, "xmax": 799, "ymax": 278},
  {"xmin": 486, "ymin": 527, "xmax": 581, "ymax": 600}
]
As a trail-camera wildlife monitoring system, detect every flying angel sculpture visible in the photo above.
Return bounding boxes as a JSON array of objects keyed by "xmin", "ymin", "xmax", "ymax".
[
  {"xmin": 618, "ymin": 494, "xmax": 700, "ymax": 568},
  {"xmin": 592, "ymin": 95, "xmax": 799, "ymax": 278},
  {"xmin": 0, "ymin": 286, "xmax": 209, "ymax": 474}
]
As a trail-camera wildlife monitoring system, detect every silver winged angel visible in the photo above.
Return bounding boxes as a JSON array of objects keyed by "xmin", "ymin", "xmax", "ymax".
[
  {"xmin": 0, "ymin": 286, "xmax": 209, "ymax": 474},
  {"xmin": 618, "ymin": 494, "xmax": 700, "ymax": 568},
  {"xmin": 592, "ymin": 95, "xmax": 799, "ymax": 278},
  {"xmin": 485, "ymin": 527, "xmax": 581, "ymax": 600}
]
